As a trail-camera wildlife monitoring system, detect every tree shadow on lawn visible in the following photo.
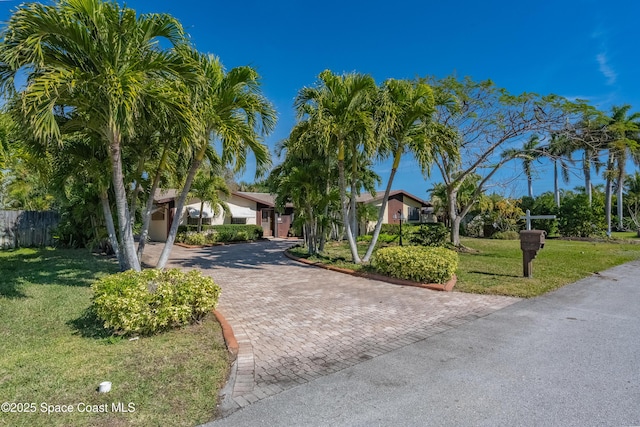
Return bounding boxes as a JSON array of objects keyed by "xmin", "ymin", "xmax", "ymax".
[
  {"xmin": 468, "ymin": 270, "xmax": 521, "ymax": 278},
  {"xmin": 67, "ymin": 307, "xmax": 114, "ymax": 340},
  {"xmin": 0, "ymin": 248, "xmax": 118, "ymax": 299}
]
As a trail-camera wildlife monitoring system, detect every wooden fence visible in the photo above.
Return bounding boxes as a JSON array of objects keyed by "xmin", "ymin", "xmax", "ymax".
[{"xmin": 0, "ymin": 210, "xmax": 60, "ymax": 249}]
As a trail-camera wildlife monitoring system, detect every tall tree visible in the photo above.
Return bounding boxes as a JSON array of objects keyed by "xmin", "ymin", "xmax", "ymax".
[
  {"xmin": 294, "ymin": 70, "xmax": 377, "ymax": 264},
  {"xmin": 428, "ymin": 76, "xmax": 566, "ymax": 246},
  {"xmin": 188, "ymin": 160, "xmax": 230, "ymax": 232},
  {"xmin": 361, "ymin": 78, "xmax": 456, "ymax": 262},
  {"xmin": 606, "ymin": 105, "xmax": 640, "ymax": 231},
  {"xmin": 155, "ymin": 50, "xmax": 275, "ymax": 269},
  {"xmin": 545, "ymin": 134, "xmax": 575, "ymax": 207},
  {"xmin": 0, "ymin": 0, "xmax": 196, "ymax": 270},
  {"xmin": 503, "ymin": 134, "xmax": 544, "ymax": 198}
]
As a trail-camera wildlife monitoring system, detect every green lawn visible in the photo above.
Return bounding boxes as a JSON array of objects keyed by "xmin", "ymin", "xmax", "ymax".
[
  {"xmin": 611, "ymin": 230, "xmax": 640, "ymax": 240},
  {"xmin": 456, "ymin": 237, "xmax": 640, "ymax": 297},
  {"xmin": 0, "ymin": 248, "xmax": 229, "ymax": 427},
  {"xmin": 289, "ymin": 237, "xmax": 640, "ymax": 298}
]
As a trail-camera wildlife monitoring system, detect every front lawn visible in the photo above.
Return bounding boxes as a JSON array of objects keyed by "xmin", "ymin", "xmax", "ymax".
[
  {"xmin": 456, "ymin": 237, "xmax": 640, "ymax": 297},
  {"xmin": 0, "ymin": 248, "xmax": 229, "ymax": 427},
  {"xmin": 289, "ymin": 238, "xmax": 640, "ymax": 298}
]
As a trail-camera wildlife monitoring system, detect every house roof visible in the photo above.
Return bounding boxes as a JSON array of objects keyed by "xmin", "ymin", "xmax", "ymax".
[
  {"xmin": 233, "ymin": 191, "xmax": 276, "ymax": 206},
  {"xmin": 356, "ymin": 190, "xmax": 432, "ymax": 206},
  {"xmin": 153, "ymin": 189, "xmax": 180, "ymax": 204},
  {"xmin": 232, "ymin": 192, "xmax": 294, "ymax": 209}
]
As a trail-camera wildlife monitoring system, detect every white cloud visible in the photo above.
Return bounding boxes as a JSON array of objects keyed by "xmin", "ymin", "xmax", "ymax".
[{"xmin": 596, "ymin": 52, "xmax": 617, "ymax": 85}]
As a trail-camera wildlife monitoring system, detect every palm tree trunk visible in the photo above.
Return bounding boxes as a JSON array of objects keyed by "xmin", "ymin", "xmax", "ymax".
[
  {"xmin": 108, "ymin": 125, "xmax": 141, "ymax": 271},
  {"xmin": 583, "ymin": 152, "xmax": 592, "ymax": 206},
  {"xmin": 617, "ymin": 169, "xmax": 625, "ymax": 230},
  {"xmin": 318, "ymin": 165, "xmax": 331, "ymax": 252},
  {"xmin": 100, "ymin": 190, "xmax": 124, "ymax": 270},
  {"xmin": 156, "ymin": 144, "xmax": 205, "ymax": 270},
  {"xmin": 363, "ymin": 151, "xmax": 400, "ymax": 262},
  {"xmin": 605, "ymin": 153, "xmax": 614, "ymax": 237},
  {"xmin": 198, "ymin": 200, "xmax": 204, "ymax": 233},
  {"xmin": 554, "ymin": 160, "xmax": 560, "ymax": 208},
  {"xmin": 349, "ymin": 154, "xmax": 358, "ymax": 238},
  {"xmin": 128, "ymin": 157, "xmax": 145, "ymax": 220},
  {"xmin": 527, "ymin": 176, "xmax": 533, "ymax": 199},
  {"xmin": 338, "ymin": 154, "xmax": 361, "ymax": 264},
  {"xmin": 448, "ymin": 187, "xmax": 460, "ymax": 246},
  {"xmin": 137, "ymin": 145, "xmax": 170, "ymax": 260}
]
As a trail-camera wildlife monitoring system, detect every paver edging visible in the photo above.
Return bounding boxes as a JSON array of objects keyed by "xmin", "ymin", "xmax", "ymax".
[
  {"xmin": 283, "ymin": 249, "xmax": 457, "ymax": 291},
  {"xmin": 213, "ymin": 309, "xmax": 239, "ymax": 360}
]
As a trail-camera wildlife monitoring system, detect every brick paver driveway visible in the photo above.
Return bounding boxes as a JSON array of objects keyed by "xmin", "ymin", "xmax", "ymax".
[{"xmin": 143, "ymin": 240, "xmax": 518, "ymax": 412}]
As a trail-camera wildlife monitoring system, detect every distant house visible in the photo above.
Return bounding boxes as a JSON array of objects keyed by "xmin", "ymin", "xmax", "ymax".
[
  {"xmin": 149, "ymin": 190, "xmax": 294, "ymax": 241},
  {"xmin": 356, "ymin": 190, "xmax": 436, "ymax": 233}
]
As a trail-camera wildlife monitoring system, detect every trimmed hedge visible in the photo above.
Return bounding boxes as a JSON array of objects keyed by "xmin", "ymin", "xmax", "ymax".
[
  {"xmin": 490, "ymin": 230, "xmax": 520, "ymax": 240},
  {"xmin": 408, "ymin": 223, "xmax": 448, "ymax": 247},
  {"xmin": 176, "ymin": 224, "xmax": 263, "ymax": 243},
  {"xmin": 92, "ymin": 269, "xmax": 221, "ymax": 336},
  {"xmin": 371, "ymin": 246, "xmax": 458, "ymax": 284}
]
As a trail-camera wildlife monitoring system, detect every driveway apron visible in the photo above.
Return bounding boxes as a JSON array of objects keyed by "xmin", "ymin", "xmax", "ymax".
[{"xmin": 142, "ymin": 240, "xmax": 518, "ymax": 411}]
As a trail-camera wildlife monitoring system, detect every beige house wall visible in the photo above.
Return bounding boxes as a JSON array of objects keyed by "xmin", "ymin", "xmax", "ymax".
[{"xmin": 149, "ymin": 206, "xmax": 168, "ymax": 242}]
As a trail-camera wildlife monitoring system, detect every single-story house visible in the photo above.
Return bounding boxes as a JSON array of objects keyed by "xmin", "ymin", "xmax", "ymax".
[
  {"xmin": 149, "ymin": 190, "xmax": 294, "ymax": 241},
  {"xmin": 356, "ymin": 190, "xmax": 436, "ymax": 233}
]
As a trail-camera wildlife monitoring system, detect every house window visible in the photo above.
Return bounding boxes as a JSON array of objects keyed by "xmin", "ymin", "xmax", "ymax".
[
  {"xmin": 408, "ymin": 207, "xmax": 420, "ymax": 221},
  {"xmin": 187, "ymin": 217, "xmax": 212, "ymax": 225},
  {"xmin": 231, "ymin": 217, "xmax": 247, "ymax": 224}
]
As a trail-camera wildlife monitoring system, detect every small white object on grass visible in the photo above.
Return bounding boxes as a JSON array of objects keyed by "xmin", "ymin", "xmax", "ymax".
[{"xmin": 98, "ymin": 381, "xmax": 112, "ymax": 393}]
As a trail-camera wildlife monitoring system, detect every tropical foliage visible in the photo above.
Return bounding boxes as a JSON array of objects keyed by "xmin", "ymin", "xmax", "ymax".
[{"xmin": 0, "ymin": 0, "xmax": 274, "ymax": 271}]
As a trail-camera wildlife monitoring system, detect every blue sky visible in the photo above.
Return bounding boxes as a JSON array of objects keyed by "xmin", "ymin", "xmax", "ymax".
[{"xmin": 2, "ymin": 0, "xmax": 639, "ymax": 200}]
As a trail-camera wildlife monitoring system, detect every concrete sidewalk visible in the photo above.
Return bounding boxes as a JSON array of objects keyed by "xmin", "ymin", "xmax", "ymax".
[{"xmin": 204, "ymin": 258, "xmax": 640, "ymax": 426}]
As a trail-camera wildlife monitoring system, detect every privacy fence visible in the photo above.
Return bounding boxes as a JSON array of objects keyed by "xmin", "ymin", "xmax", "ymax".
[{"xmin": 0, "ymin": 210, "xmax": 59, "ymax": 249}]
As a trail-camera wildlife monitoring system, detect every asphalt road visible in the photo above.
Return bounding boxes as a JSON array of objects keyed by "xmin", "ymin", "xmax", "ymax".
[{"xmin": 204, "ymin": 259, "xmax": 640, "ymax": 427}]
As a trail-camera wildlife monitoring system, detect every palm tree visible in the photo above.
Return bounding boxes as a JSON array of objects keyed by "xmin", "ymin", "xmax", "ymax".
[
  {"xmin": 606, "ymin": 105, "xmax": 640, "ymax": 231},
  {"xmin": 0, "ymin": 0, "xmax": 196, "ymax": 271},
  {"xmin": 624, "ymin": 172, "xmax": 640, "ymax": 232},
  {"xmin": 188, "ymin": 161, "xmax": 230, "ymax": 232},
  {"xmin": 294, "ymin": 70, "xmax": 377, "ymax": 264},
  {"xmin": 545, "ymin": 134, "xmax": 575, "ymax": 207},
  {"xmin": 503, "ymin": 134, "xmax": 544, "ymax": 198},
  {"xmin": 155, "ymin": 50, "xmax": 275, "ymax": 269},
  {"xmin": 362, "ymin": 78, "xmax": 455, "ymax": 262}
]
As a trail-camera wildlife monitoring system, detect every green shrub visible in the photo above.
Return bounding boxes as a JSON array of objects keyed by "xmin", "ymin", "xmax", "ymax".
[
  {"xmin": 558, "ymin": 191, "xmax": 605, "ymax": 237},
  {"xmin": 380, "ymin": 223, "xmax": 400, "ymax": 235},
  {"xmin": 177, "ymin": 224, "xmax": 216, "ymax": 233},
  {"xmin": 176, "ymin": 224, "xmax": 262, "ymax": 243},
  {"xmin": 490, "ymin": 230, "xmax": 520, "ymax": 240},
  {"xmin": 92, "ymin": 269, "xmax": 221, "ymax": 336},
  {"xmin": 357, "ymin": 234, "xmax": 373, "ymax": 242},
  {"xmin": 212, "ymin": 225, "xmax": 262, "ymax": 241},
  {"xmin": 409, "ymin": 223, "xmax": 449, "ymax": 247},
  {"xmin": 184, "ymin": 232, "xmax": 206, "ymax": 246},
  {"xmin": 520, "ymin": 193, "xmax": 559, "ymax": 235},
  {"xmin": 204, "ymin": 231, "xmax": 218, "ymax": 244},
  {"xmin": 371, "ymin": 246, "xmax": 458, "ymax": 284},
  {"xmin": 378, "ymin": 233, "xmax": 399, "ymax": 243}
]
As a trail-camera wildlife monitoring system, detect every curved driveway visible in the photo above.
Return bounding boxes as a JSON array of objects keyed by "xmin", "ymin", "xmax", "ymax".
[{"xmin": 143, "ymin": 240, "xmax": 518, "ymax": 412}]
